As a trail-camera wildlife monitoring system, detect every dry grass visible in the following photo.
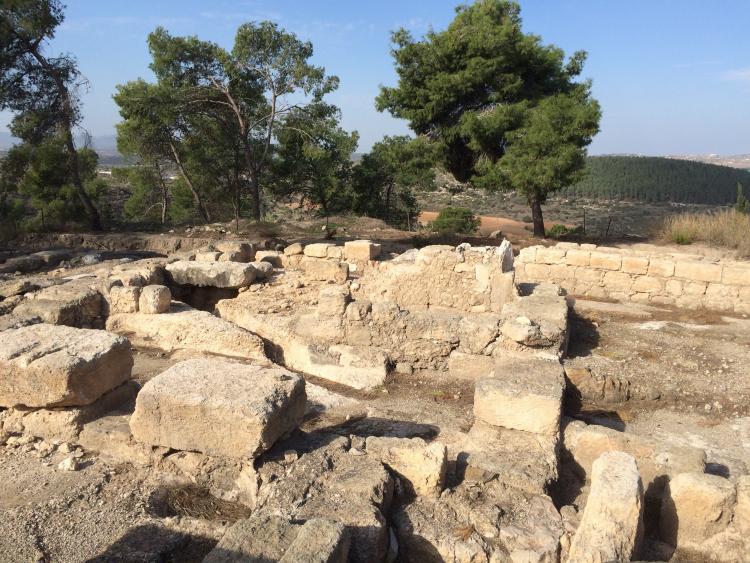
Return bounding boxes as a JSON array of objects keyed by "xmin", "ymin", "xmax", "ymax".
[{"xmin": 661, "ymin": 209, "xmax": 750, "ymax": 256}]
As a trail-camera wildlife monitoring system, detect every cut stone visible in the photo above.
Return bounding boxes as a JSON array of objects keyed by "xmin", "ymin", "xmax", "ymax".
[
  {"xmin": 501, "ymin": 293, "xmax": 568, "ymax": 351},
  {"xmin": 78, "ymin": 413, "xmax": 161, "ymax": 466},
  {"xmin": 660, "ymin": 472, "xmax": 736, "ymax": 547},
  {"xmin": 255, "ymin": 250, "xmax": 282, "ymax": 267},
  {"xmin": 138, "ymin": 285, "xmax": 171, "ymax": 314},
  {"xmin": 166, "ymin": 260, "xmax": 256, "ymax": 288},
  {"xmin": 214, "ymin": 241, "xmax": 255, "ymax": 262},
  {"xmin": 279, "ymin": 519, "xmax": 350, "ymax": 563},
  {"xmin": 13, "ymin": 280, "xmax": 103, "ymax": 327},
  {"xmin": 106, "ymin": 302, "xmax": 266, "ymax": 361},
  {"xmin": 108, "ymin": 285, "xmax": 140, "ymax": 314},
  {"xmin": 365, "ymin": 436, "xmax": 447, "ymax": 497},
  {"xmin": 447, "ymin": 351, "xmax": 494, "ymax": 381},
  {"xmin": 0, "ymin": 324, "xmax": 132, "ymax": 408},
  {"xmin": 566, "ymin": 451, "xmax": 644, "ymax": 563},
  {"xmin": 317, "ymin": 286, "xmax": 350, "ymax": 318},
  {"xmin": 344, "ymin": 240, "xmax": 382, "ymax": 262},
  {"xmin": 130, "ymin": 359, "xmax": 306, "ymax": 459},
  {"xmin": 474, "ymin": 357, "xmax": 565, "ymax": 436},
  {"xmin": 284, "ymin": 243, "xmax": 303, "ymax": 256},
  {"xmin": 300, "ymin": 257, "xmax": 349, "ymax": 283},
  {"xmin": 304, "ymin": 243, "xmax": 334, "ymax": 258}
]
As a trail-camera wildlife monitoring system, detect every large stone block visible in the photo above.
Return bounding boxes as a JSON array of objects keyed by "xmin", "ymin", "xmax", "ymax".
[
  {"xmin": 447, "ymin": 351, "xmax": 494, "ymax": 381},
  {"xmin": 106, "ymin": 303, "xmax": 266, "ymax": 361},
  {"xmin": 621, "ymin": 256, "xmax": 649, "ymax": 275},
  {"xmin": 300, "ymin": 256, "xmax": 349, "ymax": 283},
  {"xmin": 214, "ymin": 241, "xmax": 255, "ymax": 262},
  {"xmin": 589, "ymin": 252, "xmax": 622, "ymax": 271},
  {"xmin": 722, "ymin": 265, "xmax": 750, "ymax": 287},
  {"xmin": 0, "ymin": 324, "xmax": 132, "ymax": 408},
  {"xmin": 474, "ymin": 358, "xmax": 564, "ymax": 436},
  {"xmin": 344, "ymin": 240, "xmax": 382, "ymax": 262},
  {"xmin": 458, "ymin": 313, "xmax": 500, "ymax": 354},
  {"xmin": 304, "ymin": 243, "xmax": 334, "ymax": 258},
  {"xmin": 108, "ymin": 285, "xmax": 140, "ymax": 314},
  {"xmin": 166, "ymin": 260, "xmax": 256, "ymax": 288},
  {"xmin": 138, "ymin": 285, "xmax": 171, "ymax": 314},
  {"xmin": 366, "ymin": 436, "xmax": 447, "ymax": 497},
  {"xmin": 13, "ymin": 280, "xmax": 103, "ymax": 327},
  {"xmin": 130, "ymin": 359, "xmax": 306, "ymax": 459},
  {"xmin": 674, "ymin": 260, "xmax": 723, "ymax": 283},
  {"xmin": 660, "ymin": 472, "xmax": 735, "ymax": 547},
  {"xmin": 566, "ymin": 452, "xmax": 644, "ymax": 563},
  {"xmin": 648, "ymin": 258, "xmax": 675, "ymax": 277}
]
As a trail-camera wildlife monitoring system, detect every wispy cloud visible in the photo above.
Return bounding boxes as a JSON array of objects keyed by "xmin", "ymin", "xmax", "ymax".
[
  {"xmin": 722, "ymin": 67, "xmax": 750, "ymax": 82},
  {"xmin": 672, "ymin": 60, "xmax": 722, "ymax": 69}
]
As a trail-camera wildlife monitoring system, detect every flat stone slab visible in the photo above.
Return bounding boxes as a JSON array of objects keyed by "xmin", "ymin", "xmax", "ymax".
[
  {"xmin": 166, "ymin": 260, "xmax": 256, "ymax": 288},
  {"xmin": 106, "ymin": 303, "xmax": 266, "ymax": 361},
  {"xmin": 474, "ymin": 357, "xmax": 565, "ymax": 436},
  {"xmin": 0, "ymin": 324, "xmax": 133, "ymax": 408},
  {"xmin": 130, "ymin": 359, "xmax": 306, "ymax": 459}
]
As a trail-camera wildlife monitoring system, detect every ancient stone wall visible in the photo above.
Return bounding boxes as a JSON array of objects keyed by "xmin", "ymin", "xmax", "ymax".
[{"xmin": 516, "ymin": 243, "xmax": 750, "ymax": 314}]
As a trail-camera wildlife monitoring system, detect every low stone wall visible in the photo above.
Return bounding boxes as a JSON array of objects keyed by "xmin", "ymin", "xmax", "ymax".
[{"xmin": 516, "ymin": 243, "xmax": 750, "ymax": 314}]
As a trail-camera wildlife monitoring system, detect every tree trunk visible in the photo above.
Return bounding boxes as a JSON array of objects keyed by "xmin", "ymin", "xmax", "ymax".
[
  {"xmin": 530, "ymin": 195, "xmax": 546, "ymax": 238},
  {"xmin": 156, "ymin": 162, "xmax": 169, "ymax": 224},
  {"xmin": 248, "ymin": 172, "xmax": 261, "ymax": 221},
  {"xmin": 169, "ymin": 142, "xmax": 209, "ymax": 223}
]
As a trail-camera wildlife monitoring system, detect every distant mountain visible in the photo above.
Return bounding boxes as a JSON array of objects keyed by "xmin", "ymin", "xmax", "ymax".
[{"xmin": 667, "ymin": 154, "xmax": 750, "ymax": 170}]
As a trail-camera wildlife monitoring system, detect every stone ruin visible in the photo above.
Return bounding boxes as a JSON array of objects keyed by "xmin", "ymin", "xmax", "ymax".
[{"xmin": 0, "ymin": 237, "xmax": 749, "ymax": 562}]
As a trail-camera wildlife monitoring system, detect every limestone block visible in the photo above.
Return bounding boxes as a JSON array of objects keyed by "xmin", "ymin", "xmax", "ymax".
[
  {"xmin": 722, "ymin": 265, "xmax": 750, "ymax": 286},
  {"xmin": 255, "ymin": 250, "xmax": 282, "ymax": 267},
  {"xmin": 300, "ymin": 256, "xmax": 349, "ymax": 283},
  {"xmin": 130, "ymin": 359, "xmax": 306, "ymax": 459},
  {"xmin": 138, "ymin": 285, "xmax": 171, "ymax": 314},
  {"xmin": 458, "ymin": 313, "xmax": 500, "ymax": 354},
  {"xmin": 109, "ymin": 285, "xmax": 140, "ymax": 314},
  {"xmin": 563, "ymin": 420, "xmax": 706, "ymax": 502},
  {"xmin": 632, "ymin": 275, "xmax": 663, "ymax": 294},
  {"xmin": 566, "ymin": 452, "xmax": 644, "ymax": 563},
  {"xmin": 448, "ymin": 351, "xmax": 495, "ymax": 381},
  {"xmin": 474, "ymin": 358, "xmax": 564, "ymax": 436},
  {"xmin": 344, "ymin": 240, "xmax": 382, "ymax": 262},
  {"xmin": 621, "ymin": 256, "xmax": 649, "ymax": 275},
  {"xmin": 250, "ymin": 261, "xmax": 274, "ymax": 279},
  {"xmin": 78, "ymin": 413, "xmax": 160, "ymax": 466},
  {"xmin": 166, "ymin": 260, "xmax": 256, "ymax": 288},
  {"xmin": 326, "ymin": 245, "xmax": 344, "ymax": 259},
  {"xmin": 575, "ymin": 267, "xmax": 604, "ymax": 283},
  {"xmin": 565, "ymin": 249, "xmax": 591, "ymax": 267},
  {"xmin": 705, "ymin": 283, "xmax": 734, "ymax": 300},
  {"xmin": 536, "ymin": 247, "xmax": 567, "ymax": 265},
  {"xmin": 195, "ymin": 251, "xmax": 222, "ymax": 262},
  {"xmin": 674, "ymin": 261, "xmax": 723, "ymax": 283},
  {"xmin": 736, "ymin": 475, "xmax": 750, "ymax": 534},
  {"xmin": 344, "ymin": 300, "xmax": 371, "ymax": 321},
  {"xmin": 13, "ymin": 281, "xmax": 103, "ymax": 327},
  {"xmin": 524, "ymin": 263, "xmax": 551, "ymax": 278},
  {"xmin": 518, "ymin": 246, "xmax": 537, "ymax": 263},
  {"xmin": 106, "ymin": 303, "xmax": 266, "ymax": 361},
  {"xmin": 683, "ymin": 281, "xmax": 708, "ymax": 295},
  {"xmin": 0, "ymin": 324, "xmax": 132, "ymax": 408},
  {"xmin": 665, "ymin": 279, "xmax": 683, "ymax": 296},
  {"xmin": 589, "ymin": 252, "xmax": 622, "ymax": 271},
  {"xmin": 280, "ymin": 519, "xmax": 350, "ymax": 563},
  {"xmin": 284, "ymin": 242, "xmax": 303, "ymax": 256},
  {"xmin": 500, "ymin": 293, "xmax": 568, "ymax": 350},
  {"xmin": 550, "ymin": 264, "xmax": 576, "ymax": 280},
  {"xmin": 214, "ymin": 241, "xmax": 255, "ymax": 262},
  {"xmin": 603, "ymin": 271, "xmax": 633, "ymax": 292},
  {"xmin": 304, "ymin": 243, "xmax": 334, "ymax": 258},
  {"xmin": 660, "ymin": 472, "xmax": 735, "ymax": 547},
  {"xmin": 317, "ymin": 286, "xmax": 350, "ymax": 318},
  {"xmin": 648, "ymin": 258, "xmax": 675, "ymax": 277},
  {"xmin": 365, "ymin": 436, "xmax": 447, "ymax": 496}
]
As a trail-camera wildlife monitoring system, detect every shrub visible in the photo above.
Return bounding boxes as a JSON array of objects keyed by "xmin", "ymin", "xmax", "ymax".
[
  {"xmin": 661, "ymin": 209, "xmax": 750, "ymax": 256},
  {"xmin": 431, "ymin": 207, "xmax": 480, "ymax": 234},
  {"xmin": 546, "ymin": 224, "xmax": 583, "ymax": 239}
]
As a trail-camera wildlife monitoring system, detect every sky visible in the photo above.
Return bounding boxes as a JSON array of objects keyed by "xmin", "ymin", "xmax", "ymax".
[{"xmin": 1, "ymin": 0, "xmax": 749, "ymax": 155}]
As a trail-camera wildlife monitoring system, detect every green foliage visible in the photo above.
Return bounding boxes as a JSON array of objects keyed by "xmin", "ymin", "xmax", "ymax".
[
  {"xmin": 431, "ymin": 207, "xmax": 480, "ymax": 234},
  {"xmin": 351, "ymin": 136, "xmax": 436, "ymax": 229},
  {"xmin": 736, "ymin": 183, "xmax": 749, "ymax": 214},
  {"xmin": 563, "ymin": 156, "xmax": 750, "ymax": 204},
  {"xmin": 671, "ymin": 230, "xmax": 694, "ymax": 245},
  {"xmin": 377, "ymin": 0, "xmax": 600, "ymax": 236},
  {"xmin": 545, "ymin": 224, "xmax": 582, "ymax": 239}
]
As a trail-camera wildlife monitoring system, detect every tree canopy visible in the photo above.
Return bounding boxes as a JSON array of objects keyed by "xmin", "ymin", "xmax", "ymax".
[{"xmin": 377, "ymin": 0, "xmax": 601, "ymax": 236}]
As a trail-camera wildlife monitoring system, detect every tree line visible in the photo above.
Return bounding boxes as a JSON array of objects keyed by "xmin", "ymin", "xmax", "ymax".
[
  {"xmin": 564, "ymin": 156, "xmax": 750, "ymax": 204},
  {"xmin": 2, "ymin": 0, "xmax": 601, "ymax": 238}
]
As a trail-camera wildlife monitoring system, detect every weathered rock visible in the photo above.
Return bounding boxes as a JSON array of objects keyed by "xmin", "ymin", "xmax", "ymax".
[
  {"xmin": 195, "ymin": 251, "xmax": 222, "ymax": 262},
  {"xmin": 562, "ymin": 419, "xmax": 706, "ymax": 503},
  {"xmin": 138, "ymin": 284, "xmax": 171, "ymax": 314},
  {"xmin": 106, "ymin": 302, "xmax": 266, "ymax": 361},
  {"xmin": 214, "ymin": 241, "xmax": 255, "ymax": 262},
  {"xmin": 300, "ymin": 257, "xmax": 349, "ymax": 283},
  {"xmin": 317, "ymin": 286, "xmax": 350, "ymax": 318},
  {"xmin": 279, "ymin": 519, "xmax": 350, "ymax": 563},
  {"xmin": 304, "ymin": 243, "xmax": 334, "ymax": 258},
  {"xmin": 474, "ymin": 357, "xmax": 565, "ymax": 436},
  {"xmin": 463, "ymin": 419, "xmax": 559, "ymax": 495},
  {"xmin": 108, "ymin": 285, "xmax": 140, "ymax": 314},
  {"xmin": 500, "ymin": 292, "xmax": 568, "ymax": 351},
  {"xmin": 365, "ymin": 436, "xmax": 447, "ymax": 497},
  {"xmin": 250, "ymin": 260, "xmax": 274, "ymax": 279},
  {"xmin": 13, "ymin": 280, "xmax": 103, "ymax": 327},
  {"xmin": 458, "ymin": 313, "xmax": 501, "ymax": 354},
  {"xmin": 78, "ymin": 413, "xmax": 163, "ymax": 466},
  {"xmin": 1, "ymin": 381, "xmax": 139, "ymax": 442},
  {"xmin": 284, "ymin": 242, "xmax": 303, "ymax": 256},
  {"xmin": 660, "ymin": 472, "xmax": 736, "ymax": 547},
  {"xmin": 0, "ymin": 324, "xmax": 132, "ymax": 408},
  {"xmin": 344, "ymin": 240, "xmax": 382, "ymax": 262},
  {"xmin": 130, "ymin": 359, "xmax": 306, "ymax": 459},
  {"xmin": 566, "ymin": 451, "xmax": 644, "ymax": 563},
  {"xmin": 736, "ymin": 475, "xmax": 750, "ymax": 535},
  {"xmin": 166, "ymin": 260, "xmax": 256, "ymax": 288}
]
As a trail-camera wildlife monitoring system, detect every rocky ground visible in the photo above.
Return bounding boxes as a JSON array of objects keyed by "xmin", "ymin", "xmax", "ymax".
[{"xmin": 0, "ymin": 232, "xmax": 748, "ymax": 562}]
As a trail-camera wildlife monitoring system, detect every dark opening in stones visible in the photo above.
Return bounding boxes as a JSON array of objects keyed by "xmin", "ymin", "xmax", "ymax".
[{"xmin": 169, "ymin": 284, "xmax": 239, "ymax": 312}]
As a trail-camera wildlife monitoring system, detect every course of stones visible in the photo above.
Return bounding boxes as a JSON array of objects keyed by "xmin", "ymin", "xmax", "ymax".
[{"xmin": 0, "ymin": 237, "xmax": 748, "ymax": 562}]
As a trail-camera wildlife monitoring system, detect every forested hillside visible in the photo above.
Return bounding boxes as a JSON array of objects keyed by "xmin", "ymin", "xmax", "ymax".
[{"xmin": 564, "ymin": 156, "xmax": 750, "ymax": 204}]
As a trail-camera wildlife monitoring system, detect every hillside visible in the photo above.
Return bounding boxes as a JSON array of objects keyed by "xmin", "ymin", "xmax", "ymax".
[{"xmin": 564, "ymin": 155, "xmax": 750, "ymax": 204}]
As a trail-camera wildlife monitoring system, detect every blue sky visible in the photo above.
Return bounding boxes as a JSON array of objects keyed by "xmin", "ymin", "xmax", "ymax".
[{"xmin": 2, "ymin": 0, "xmax": 749, "ymax": 154}]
